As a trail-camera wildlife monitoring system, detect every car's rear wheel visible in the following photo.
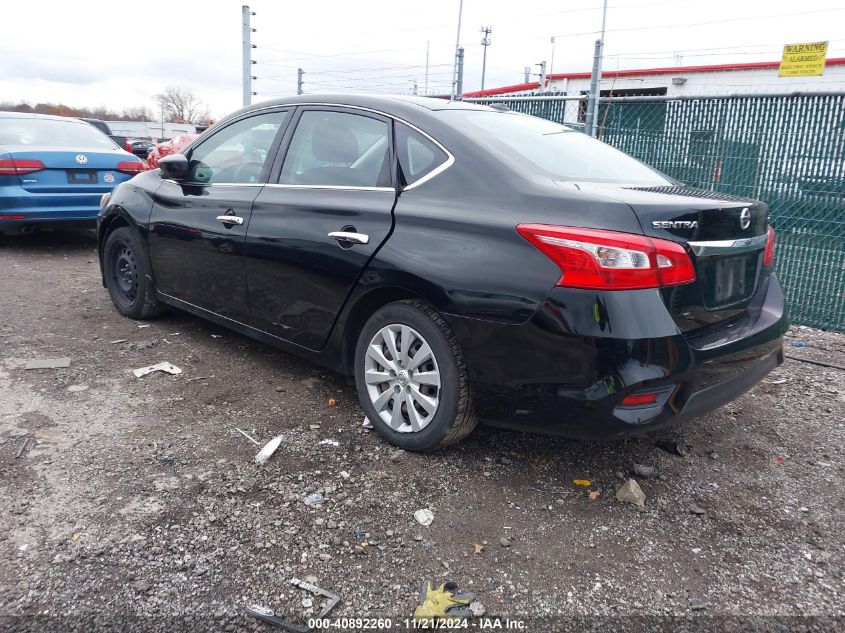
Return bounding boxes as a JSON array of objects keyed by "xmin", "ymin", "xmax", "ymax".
[
  {"xmin": 354, "ymin": 300, "xmax": 477, "ymax": 451},
  {"xmin": 103, "ymin": 226, "xmax": 162, "ymax": 319}
]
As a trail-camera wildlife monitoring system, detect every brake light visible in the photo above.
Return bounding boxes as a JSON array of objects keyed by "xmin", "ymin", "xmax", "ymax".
[
  {"xmin": 124, "ymin": 140, "xmax": 133, "ymax": 153},
  {"xmin": 516, "ymin": 224, "xmax": 696, "ymax": 290},
  {"xmin": 0, "ymin": 214, "xmax": 26, "ymax": 220},
  {"xmin": 621, "ymin": 393, "xmax": 658, "ymax": 406},
  {"xmin": 0, "ymin": 158, "xmax": 46, "ymax": 176},
  {"xmin": 763, "ymin": 225, "xmax": 776, "ymax": 268},
  {"xmin": 116, "ymin": 161, "xmax": 144, "ymax": 174}
]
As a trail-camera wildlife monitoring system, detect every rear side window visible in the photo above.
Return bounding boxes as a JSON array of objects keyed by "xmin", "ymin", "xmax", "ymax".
[
  {"xmin": 396, "ymin": 123, "xmax": 448, "ymax": 186},
  {"xmin": 0, "ymin": 118, "xmax": 117, "ymax": 149},
  {"xmin": 279, "ymin": 110, "xmax": 391, "ymax": 188},
  {"xmin": 449, "ymin": 110, "xmax": 671, "ymax": 186}
]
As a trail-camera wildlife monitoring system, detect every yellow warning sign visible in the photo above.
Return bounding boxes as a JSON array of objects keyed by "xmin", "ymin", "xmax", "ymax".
[{"xmin": 779, "ymin": 41, "xmax": 828, "ymax": 77}]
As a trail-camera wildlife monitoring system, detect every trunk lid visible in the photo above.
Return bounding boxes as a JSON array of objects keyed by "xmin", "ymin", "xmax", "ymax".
[
  {"xmin": 3, "ymin": 146, "xmax": 133, "ymax": 195},
  {"xmin": 621, "ymin": 185, "xmax": 767, "ymax": 242},
  {"xmin": 576, "ymin": 184, "xmax": 771, "ymax": 332}
]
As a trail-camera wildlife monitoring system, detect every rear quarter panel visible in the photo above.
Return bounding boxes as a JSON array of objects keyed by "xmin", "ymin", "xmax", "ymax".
[{"xmin": 372, "ymin": 153, "xmax": 646, "ymax": 325}]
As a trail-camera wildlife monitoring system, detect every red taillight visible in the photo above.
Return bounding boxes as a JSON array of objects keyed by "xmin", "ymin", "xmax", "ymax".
[
  {"xmin": 124, "ymin": 140, "xmax": 133, "ymax": 153},
  {"xmin": 116, "ymin": 161, "xmax": 144, "ymax": 174},
  {"xmin": 0, "ymin": 158, "xmax": 46, "ymax": 176},
  {"xmin": 621, "ymin": 393, "xmax": 658, "ymax": 406},
  {"xmin": 516, "ymin": 224, "xmax": 696, "ymax": 290},
  {"xmin": 763, "ymin": 225, "xmax": 776, "ymax": 268},
  {"xmin": 0, "ymin": 214, "xmax": 26, "ymax": 220}
]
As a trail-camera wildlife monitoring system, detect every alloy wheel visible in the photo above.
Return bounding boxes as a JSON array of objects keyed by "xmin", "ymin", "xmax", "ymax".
[{"xmin": 364, "ymin": 323, "xmax": 441, "ymax": 433}]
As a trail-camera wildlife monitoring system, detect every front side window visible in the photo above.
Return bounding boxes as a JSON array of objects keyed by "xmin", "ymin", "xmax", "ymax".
[
  {"xmin": 279, "ymin": 110, "xmax": 391, "ymax": 187},
  {"xmin": 396, "ymin": 123, "xmax": 449, "ymax": 186},
  {"xmin": 187, "ymin": 110, "xmax": 288, "ymax": 185}
]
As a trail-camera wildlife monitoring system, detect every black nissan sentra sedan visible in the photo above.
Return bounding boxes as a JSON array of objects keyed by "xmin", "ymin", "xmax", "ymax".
[{"xmin": 97, "ymin": 95, "xmax": 786, "ymax": 451}]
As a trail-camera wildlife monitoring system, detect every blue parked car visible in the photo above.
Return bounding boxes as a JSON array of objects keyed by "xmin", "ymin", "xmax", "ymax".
[{"xmin": 0, "ymin": 112, "xmax": 144, "ymax": 234}]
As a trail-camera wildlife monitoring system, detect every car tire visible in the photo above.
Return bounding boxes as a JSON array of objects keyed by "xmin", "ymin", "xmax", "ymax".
[
  {"xmin": 103, "ymin": 226, "xmax": 163, "ymax": 319},
  {"xmin": 354, "ymin": 300, "xmax": 477, "ymax": 451}
]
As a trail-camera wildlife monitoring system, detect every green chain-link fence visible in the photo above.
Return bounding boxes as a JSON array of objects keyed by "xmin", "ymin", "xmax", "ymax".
[{"xmin": 467, "ymin": 93, "xmax": 845, "ymax": 332}]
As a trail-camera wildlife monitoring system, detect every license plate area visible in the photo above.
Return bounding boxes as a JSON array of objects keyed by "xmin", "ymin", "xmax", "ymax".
[
  {"xmin": 66, "ymin": 169, "xmax": 97, "ymax": 184},
  {"xmin": 700, "ymin": 253, "xmax": 759, "ymax": 308}
]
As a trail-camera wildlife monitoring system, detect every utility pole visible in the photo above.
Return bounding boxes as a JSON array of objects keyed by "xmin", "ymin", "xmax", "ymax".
[
  {"xmin": 524, "ymin": 66, "xmax": 531, "ymax": 83},
  {"xmin": 456, "ymin": 47, "xmax": 465, "ymax": 100},
  {"xmin": 586, "ymin": 0, "xmax": 609, "ymax": 136},
  {"xmin": 425, "ymin": 40, "xmax": 430, "ymax": 95},
  {"xmin": 451, "ymin": 0, "xmax": 464, "ymax": 100},
  {"xmin": 549, "ymin": 36, "xmax": 556, "ymax": 86},
  {"xmin": 480, "ymin": 26, "xmax": 492, "ymax": 91},
  {"xmin": 537, "ymin": 60, "xmax": 547, "ymax": 93},
  {"xmin": 585, "ymin": 40, "xmax": 601, "ymax": 136},
  {"xmin": 241, "ymin": 5, "xmax": 254, "ymax": 107},
  {"xmin": 297, "ymin": 68, "xmax": 304, "ymax": 95}
]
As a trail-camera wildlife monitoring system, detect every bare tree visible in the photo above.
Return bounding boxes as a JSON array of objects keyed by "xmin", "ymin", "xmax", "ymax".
[
  {"xmin": 121, "ymin": 106, "xmax": 153, "ymax": 122},
  {"xmin": 155, "ymin": 86, "xmax": 208, "ymax": 124}
]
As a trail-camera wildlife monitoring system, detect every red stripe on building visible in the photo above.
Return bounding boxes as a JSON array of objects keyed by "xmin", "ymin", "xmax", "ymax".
[{"xmin": 463, "ymin": 57, "xmax": 845, "ymax": 98}]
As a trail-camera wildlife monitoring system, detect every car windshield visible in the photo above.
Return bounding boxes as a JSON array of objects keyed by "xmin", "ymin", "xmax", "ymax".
[
  {"xmin": 447, "ymin": 110, "xmax": 672, "ymax": 185},
  {"xmin": 0, "ymin": 117, "xmax": 118, "ymax": 149}
]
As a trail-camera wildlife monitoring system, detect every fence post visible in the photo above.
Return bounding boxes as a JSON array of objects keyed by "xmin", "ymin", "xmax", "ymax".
[
  {"xmin": 585, "ymin": 39, "xmax": 602, "ymax": 137},
  {"xmin": 456, "ymin": 47, "xmax": 465, "ymax": 100}
]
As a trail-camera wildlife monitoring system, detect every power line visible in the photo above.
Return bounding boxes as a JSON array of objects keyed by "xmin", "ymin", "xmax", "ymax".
[
  {"xmin": 611, "ymin": 49, "xmax": 845, "ymax": 61},
  {"xmin": 353, "ymin": 0, "xmax": 696, "ymax": 36},
  {"xmin": 606, "ymin": 38, "xmax": 845, "ymax": 59},
  {"xmin": 548, "ymin": 7, "xmax": 845, "ymax": 40},
  {"xmin": 276, "ymin": 63, "xmax": 451, "ymax": 75},
  {"xmin": 255, "ymin": 45, "xmax": 427, "ymax": 63}
]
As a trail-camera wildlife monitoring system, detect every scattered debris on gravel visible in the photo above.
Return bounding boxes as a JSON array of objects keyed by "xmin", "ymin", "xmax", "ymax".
[{"xmin": 616, "ymin": 479, "xmax": 647, "ymax": 506}]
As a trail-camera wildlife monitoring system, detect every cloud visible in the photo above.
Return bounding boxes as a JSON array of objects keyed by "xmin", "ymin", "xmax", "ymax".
[{"xmin": 0, "ymin": 51, "xmax": 103, "ymax": 86}]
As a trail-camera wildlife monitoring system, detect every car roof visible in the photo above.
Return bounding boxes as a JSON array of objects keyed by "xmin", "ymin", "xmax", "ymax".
[
  {"xmin": 214, "ymin": 94, "xmax": 496, "ymax": 130},
  {"xmin": 255, "ymin": 94, "xmax": 491, "ymax": 112},
  {"xmin": 0, "ymin": 111, "xmax": 90, "ymax": 124}
]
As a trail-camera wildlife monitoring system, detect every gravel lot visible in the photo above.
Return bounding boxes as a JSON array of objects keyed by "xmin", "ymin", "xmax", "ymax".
[{"xmin": 1, "ymin": 229, "xmax": 843, "ymax": 632}]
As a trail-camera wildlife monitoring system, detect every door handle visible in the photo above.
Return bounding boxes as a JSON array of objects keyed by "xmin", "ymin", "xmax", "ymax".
[
  {"xmin": 328, "ymin": 231, "xmax": 369, "ymax": 245},
  {"xmin": 217, "ymin": 215, "xmax": 244, "ymax": 226}
]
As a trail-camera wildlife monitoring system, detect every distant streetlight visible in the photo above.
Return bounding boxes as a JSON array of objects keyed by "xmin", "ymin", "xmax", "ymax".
[{"xmin": 480, "ymin": 26, "xmax": 492, "ymax": 91}]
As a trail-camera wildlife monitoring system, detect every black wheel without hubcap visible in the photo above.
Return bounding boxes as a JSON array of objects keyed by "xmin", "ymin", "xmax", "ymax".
[
  {"xmin": 354, "ymin": 300, "xmax": 477, "ymax": 451},
  {"xmin": 113, "ymin": 245, "xmax": 139, "ymax": 304},
  {"xmin": 103, "ymin": 226, "xmax": 163, "ymax": 319}
]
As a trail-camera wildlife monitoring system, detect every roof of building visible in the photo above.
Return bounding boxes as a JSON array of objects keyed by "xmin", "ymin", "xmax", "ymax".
[{"xmin": 463, "ymin": 56, "xmax": 845, "ymax": 98}]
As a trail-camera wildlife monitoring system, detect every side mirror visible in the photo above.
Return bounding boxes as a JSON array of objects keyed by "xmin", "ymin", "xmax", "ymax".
[{"xmin": 158, "ymin": 153, "xmax": 189, "ymax": 180}]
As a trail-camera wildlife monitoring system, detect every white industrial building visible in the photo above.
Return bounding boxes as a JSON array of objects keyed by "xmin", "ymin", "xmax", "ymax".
[
  {"xmin": 464, "ymin": 57, "xmax": 845, "ymax": 99},
  {"xmin": 103, "ymin": 120, "xmax": 197, "ymax": 140}
]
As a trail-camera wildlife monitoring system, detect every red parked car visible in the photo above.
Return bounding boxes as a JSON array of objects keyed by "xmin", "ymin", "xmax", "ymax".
[{"xmin": 145, "ymin": 134, "xmax": 199, "ymax": 170}]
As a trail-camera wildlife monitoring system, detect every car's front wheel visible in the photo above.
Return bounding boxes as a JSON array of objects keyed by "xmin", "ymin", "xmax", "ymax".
[
  {"xmin": 354, "ymin": 300, "xmax": 477, "ymax": 451},
  {"xmin": 103, "ymin": 226, "xmax": 163, "ymax": 319}
]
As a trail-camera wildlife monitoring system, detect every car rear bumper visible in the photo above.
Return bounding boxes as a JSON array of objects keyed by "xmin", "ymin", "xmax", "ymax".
[
  {"xmin": 0, "ymin": 187, "xmax": 104, "ymax": 226},
  {"xmin": 445, "ymin": 271, "xmax": 787, "ymax": 439}
]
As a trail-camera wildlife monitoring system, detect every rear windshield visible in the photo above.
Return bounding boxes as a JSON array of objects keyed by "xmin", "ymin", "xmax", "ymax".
[
  {"xmin": 0, "ymin": 118, "xmax": 118, "ymax": 149},
  {"xmin": 447, "ymin": 110, "xmax": 672, "ymax": 186}
]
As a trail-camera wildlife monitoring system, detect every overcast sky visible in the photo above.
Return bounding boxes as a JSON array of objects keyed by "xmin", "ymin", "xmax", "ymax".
[{"xmin": 1, "ymin": 0, "xmax": 843, "ymax": 119}]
